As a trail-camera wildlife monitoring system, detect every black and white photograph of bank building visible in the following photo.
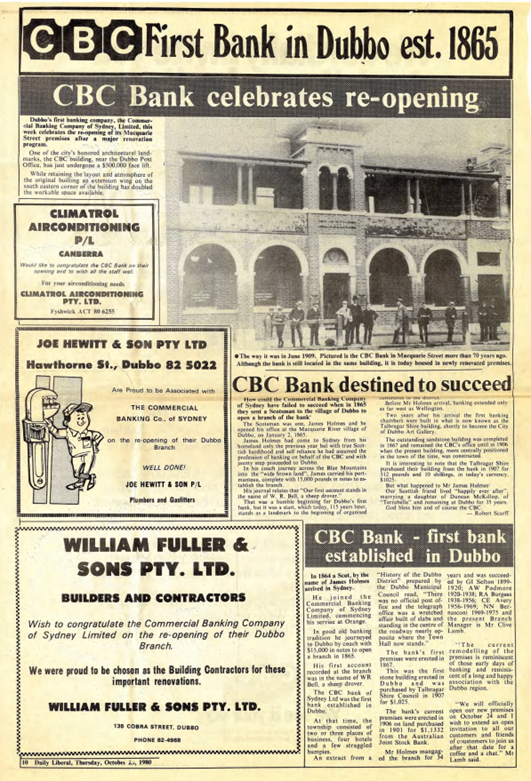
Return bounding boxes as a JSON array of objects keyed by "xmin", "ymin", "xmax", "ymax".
[{"xmin": 165, "ymin": 118, "xmax": 511, "ymax": 350}]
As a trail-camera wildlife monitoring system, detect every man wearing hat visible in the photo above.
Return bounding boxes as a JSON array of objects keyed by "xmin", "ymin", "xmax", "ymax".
[
  {"xmin": 445, "ymin": 301, "xmax": 458, "ymax": 343},
  {"xmin": 487, "ymin": 298, "xmax": 499, "ymax": 341},
  {"xmin": 417, "ymin": 302, "xmax": 433, "ymax": 344},
  {"xmin": 45, "ymin": 402, "xmax": 103, "ymax": 491},
  {"xmin": 289, "ymin": 301, "xmax": 305, "ymax": 347},
  {"xmin": 392, "ymin": 299, "xmax": 407, "ymax": 344},
  {"xmin": 272, "ymin": 305, "xmax": 286, "ymax": 348},
  {"xmin": 348, "ymin": 295, "xmax": 363, "ymax": 345},
  {"xmin": 306, "ymin": 299, "xmax": 321, "ymax": 347}
]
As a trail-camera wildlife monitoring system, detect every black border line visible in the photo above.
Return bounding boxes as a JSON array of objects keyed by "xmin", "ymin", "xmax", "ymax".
[
  {"xmin": 510, "ymin": 73, "xmax": 517, "ymax": 768},
  {"xmin": 16, "ymin": 523, "xmax": 301, "ymax": 757},
  {"xmin": 14, "ymin": 202, "xmax": 156, "ymax": 322},
  {"xmin": 14, "ymin": 2, "xmax": 516, "ymax": 771},
  {"xmin": 18, "ymin": 73, "xmax": 512, "ymax": 81},
  {"xmin": 18, "ymin": 7, "xmax": 513, "ymax": 79},
  {"xmin": 16, "ymin": 326, "xmax": 230, "ymax": 518}
]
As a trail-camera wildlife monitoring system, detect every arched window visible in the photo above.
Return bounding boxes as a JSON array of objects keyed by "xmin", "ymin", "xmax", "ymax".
[
  {"xmin": 319, "ymin": 167, "xmax": 333, "ymax": 211},
  {"xmin": 183, "ymin": 244, "xmax": 237, "ymax": 309},
  {"xmin": 337, "ymin": 168, "xmax": 351, "ymax": 211},
  {"xmin": 424, "ymin": 250, "xmax": 463, "ymax": 306},
  {"xmin": 369, "ymin": 249, "xmax": 412, "ymax": 307},
  {"xmin": 254, "ymin": 246, "xmax": 302, "ymax": 308},
  {"xmin": 323, "ymin": 247, "xmax": 348, "ymax": 265}
]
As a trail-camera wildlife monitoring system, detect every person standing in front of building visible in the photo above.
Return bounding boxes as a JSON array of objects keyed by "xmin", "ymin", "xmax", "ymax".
[
  {"xmin": 478, "ymin": 301, "xmax": 489, "ymax": 342},
  {"xmin": 290, "ymin": 301, "xmax": 305, "ymax": 347},
  {"xmin": 336, "ymin": 300, "xmax": 351, "ymax": 347},
  {"xmin": 487, "ymin": 299, "xmax": 499, "ymax": 341},
  {"xmin": 445, "ymin": 301, "xmax": 457, "ymax": 343},
  {"xmin": 362, "ymin": 304, "xmax": 378, "ymax": 346},
  {"xmin": 348, "ymin": 295, "xmax": 363, "ymax": 345},
  {"xmin": 306, "ymin": 300, "xmax": 321, "ymax": 347},
  {"xmin": 263, "ymin": 306, "xmax": 274, "ymax": 349},
  {"xmin": 272, "ymin": 305, "xmax": 286, "ymax": 348},
  {"xmin": 417, "ymin": 302, "xmax": 432, "ymax": 344},
  {"xmin": 392, "ymin": 299, "xmax": 407, "ymax": 345}
]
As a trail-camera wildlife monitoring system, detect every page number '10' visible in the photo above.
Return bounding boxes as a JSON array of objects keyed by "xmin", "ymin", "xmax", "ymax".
[{"xmin": 449, "ymin": 26, "xmax": 498, "ymax": 60}]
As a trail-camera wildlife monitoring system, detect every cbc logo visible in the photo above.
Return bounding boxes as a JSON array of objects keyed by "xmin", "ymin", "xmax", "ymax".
[{"xmin": 22, "ymin": 18, "xmax": 142, "ymax": 61}]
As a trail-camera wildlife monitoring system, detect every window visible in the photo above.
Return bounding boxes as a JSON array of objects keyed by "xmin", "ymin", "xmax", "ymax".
[
  {"xmin": 323, "ymin": 248, "xmax": 348, "ymax": 264},
  {"xmin": 319, "ymin": 168, "xmax": 333, "ymax": 211},
  {"xmin": 477, "ymin": 252, "xmax": 501, "ymax": 267},
  {"xmin": 478, "ymin": 275, "xmax": 506, "ymax": 319},
  {"xmin": 369, "ymin": 249, "xmax": 412, "ymax": 307},
  {"xmin": 189, "ymin": 185, "xmax": 213, "ymax": 205},
  {"xmin": 424, "ymin": 250, "xmax": 463, "ymax": 306},
  {"xmin": 183, "ymin": 245, "xmax": 237, "ymax": 309},
  {"xmin": 254, "ymin": 246, "xmax": 302, "ymax": 308}
]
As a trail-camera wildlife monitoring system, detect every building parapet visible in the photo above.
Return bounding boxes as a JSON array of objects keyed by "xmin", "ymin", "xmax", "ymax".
[
  {"xmin": 366, "ymin": 213, "xmax": 467, "ymax": 240},
  {"xmin": 316, "ymin": 211, "xmax": 360, "ymax": 232},
  {"xmin": 466, "ymin": 218, "xmax": 511, "ymax": 240},
  {"xmin": 177, "ymin": 203, "xmax": 510, "ymax": 240},
  {"xmin": 364, "ymin": 213, "xmax": 509, "ymax": 241},
  {"xmin": 177, "ymin": 203, "xmax": 308, "ymax": 234}
]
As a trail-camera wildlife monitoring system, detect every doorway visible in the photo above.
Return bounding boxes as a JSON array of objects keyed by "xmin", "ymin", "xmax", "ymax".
[
  {"xmin": 478, "ymin": 274, "xmax": 506, "ymax": 319},
  {"xmin": 323, "ymin": 273, "xmax": 351, "ymax": 319}
]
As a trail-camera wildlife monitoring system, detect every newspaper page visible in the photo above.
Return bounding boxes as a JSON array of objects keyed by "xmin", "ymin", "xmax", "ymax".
[{"xmin": 0, "ymin": 2, "xmax": 529, "ymax": 779}]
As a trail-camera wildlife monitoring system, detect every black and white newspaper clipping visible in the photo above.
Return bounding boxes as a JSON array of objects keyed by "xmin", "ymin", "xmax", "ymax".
[{"xmin": 0, "ymin": 3, "xmax": 529, "ymax": 780}]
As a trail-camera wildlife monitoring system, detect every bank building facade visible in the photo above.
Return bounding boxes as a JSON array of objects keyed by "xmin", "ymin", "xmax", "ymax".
[{"xmin": 166, "ymin": 123, "xmax": 510, "ymax": 345}]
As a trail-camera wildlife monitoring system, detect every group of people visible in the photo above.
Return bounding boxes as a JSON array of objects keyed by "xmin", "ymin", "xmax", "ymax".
[
  {"xmin": 395, "ymin": 299, "xmax": 500, "ymax": 344},
  {"xmin": 478, "ymin": 300, "xmax": 500, "ymax": 342},
  {"xmin": 336, "ymin": 297, "xmax": 379, "ymax": 346},
  {"xmin": 265, "ymin": 302, "xmax": 321, "ymax": 348},
  {"xmin": 264, "ymin": 296, "xmax": 501, "ymax": 349},
  {"xmin": 393, "ymin": 299, "xmax": 459, "ymax": 344},
  {"xmin": 264, "ymin": 296, "xmax": 378, "ymax": 348}
]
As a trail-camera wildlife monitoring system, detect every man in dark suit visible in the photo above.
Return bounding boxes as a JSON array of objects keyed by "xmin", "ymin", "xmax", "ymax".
[
  {"xmin": 478, "ymin": 301, "xmax": 489, "ymax": 342},
  {"xmin": 363, "ymin": 305, "xmax": 378, "ymax": 346},
  {"xmin": 306, "ymin": 300, "xmax": 321, "ymax": 347},
  {"xmin": 445, "ymin": 301, "xmax": 457, "ymax": 343},
  {"xmin": 417, "ymin": 303, "xmax": 432, "ymax": 344},
  {"xmin": 348, "ymin": 296, "xmax": 363, "ymax": 345},
  {"xmin": 487, "ymin": 299, "xmax": 499, "ymax": 341}
]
